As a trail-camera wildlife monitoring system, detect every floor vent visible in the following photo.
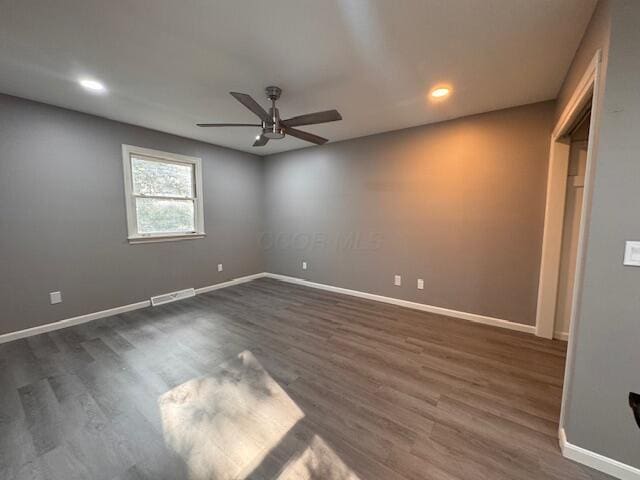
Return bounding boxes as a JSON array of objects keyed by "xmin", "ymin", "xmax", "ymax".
[{"xmin": 150, "ymin": 288, "xmax": 195, "ymax": 306}]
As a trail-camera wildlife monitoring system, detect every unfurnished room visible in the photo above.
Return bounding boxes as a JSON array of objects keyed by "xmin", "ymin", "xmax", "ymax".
[{"xmin": 1, "ymin": 1, "xmax": 639, "ymax": 479}]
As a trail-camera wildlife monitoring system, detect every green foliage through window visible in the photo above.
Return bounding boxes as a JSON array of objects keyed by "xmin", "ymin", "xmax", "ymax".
[
  {"xmin": 132, "ymin": 156, "xmax": 193, "ymax": 197},
  {"xmin": 135, "ymin": 198, "xmax": 195, "ymax": 234},
  {"xmin": 130, "ymin": 155, "xmax": 196, "ymax": 234}
]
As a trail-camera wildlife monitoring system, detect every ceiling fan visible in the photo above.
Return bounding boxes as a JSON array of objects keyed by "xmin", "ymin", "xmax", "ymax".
[{"xmin": 197, "ymin": 86, "xmax": 342, "ymax": 146}]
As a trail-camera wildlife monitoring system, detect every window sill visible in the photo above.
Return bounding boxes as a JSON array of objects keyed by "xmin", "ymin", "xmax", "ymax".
[{"xmin": 128, "ymin": 233, "xmax": 206, "ymax": 244}]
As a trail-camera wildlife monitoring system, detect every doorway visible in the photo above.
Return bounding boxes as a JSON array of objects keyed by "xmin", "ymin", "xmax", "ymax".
[
  {"xmin": 534, "ymin": 50, "xmax": 604, "ymax": 439},
  {"xmin": 553, "ymin": 111, "xmax": 590, "ymax": 340},
  {"xmin": 535, "ymin": 50, "xmax": 602, "ymax": 342}
]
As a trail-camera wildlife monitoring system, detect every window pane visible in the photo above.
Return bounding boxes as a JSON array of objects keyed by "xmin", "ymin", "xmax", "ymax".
[
  {"xmin": 135, "ymin": 198, "xmax": 195, "ymax": 234},
  {"xmin": 131, "ymin": 156, "xmax": 194, "ymax": 197}
]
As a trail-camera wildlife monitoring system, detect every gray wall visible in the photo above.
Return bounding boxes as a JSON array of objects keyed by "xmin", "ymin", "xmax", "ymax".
[
  {"xmin": 564, "ymin": 0, "xmax": 640, "ymax": 467},
  {"xmin": 555, "ymin": 0, "xmax": 611, "ymax": 122},
  {"xmin": 263, "ymin": 102, "xmax": 554, "ymax": 326},
  {"xmin": 0, "ymin": 94, "xmax": 265, "ymax": 336}
]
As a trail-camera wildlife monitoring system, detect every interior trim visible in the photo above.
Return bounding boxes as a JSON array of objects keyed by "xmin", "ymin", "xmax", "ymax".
[
  {"xmin": 559, "ymin": 428, "xmax": 640, "ymax": 480},
  {"xmin": 0, "ymin": 271, "xmax": 538, "ymax": 344},
  {"xmin": 554, "ymin": 331, "xmax": 569, "ymax": 341},
  {"xmin": 0, "ymin": 272, "xmax": 267, "ymax": 344},
  {"xmin": 265, "ymin": 273, "xmax": 536, "ymax": 335},
  {"xmin": 128, "ymin": 233, "xmax": 206, "ymax": 244},
  {"xmin": 536, "ymin": 49, "xmax": 603, "ymax": 340},
  {"xmin": 0, "ymin": 300, "xmax": 151, "ymax": 344},
  {"xmin": 194, "ymin": 273, "xmax": 266, "ymax": 294},
  {"xmin": 554, "ymin": 49, "xmax": 605, "ymax": 435}
]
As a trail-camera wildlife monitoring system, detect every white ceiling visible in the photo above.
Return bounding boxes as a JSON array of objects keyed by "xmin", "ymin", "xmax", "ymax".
[{"xmin": 0, "ymin": 0, "xmax": 596, "ymax": 155}]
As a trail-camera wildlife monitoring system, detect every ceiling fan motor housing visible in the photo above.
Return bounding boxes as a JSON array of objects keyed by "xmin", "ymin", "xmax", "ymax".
[
  {"xmin": 265, "ymin": 86, "xmax": 282, "ymax": 101},
  {"xmin": 264, "ymin": 93, "xmax": 285, "ymax": 138}
]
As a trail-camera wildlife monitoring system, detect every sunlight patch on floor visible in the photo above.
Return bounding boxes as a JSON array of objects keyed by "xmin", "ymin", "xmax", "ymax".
[
  {"xmin": 275, "ymin": 434, "xmax": 361, "ymax": 480},
  {"xmin": 158, "ymin": 350, "xmax": 361, "ymax": 479},
  {"xmin": 159, "ymin": 350, "xmax": 304, "ymax": 480}
]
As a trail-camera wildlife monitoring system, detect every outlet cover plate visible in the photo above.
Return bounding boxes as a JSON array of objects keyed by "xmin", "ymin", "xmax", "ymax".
[
  {"xmin": 623, "ymin": 241, "xmax": 640, "ymax": 266},
  {"xmin": 50, "ymin": 291, "xmax": 62, "ymax": 304}
]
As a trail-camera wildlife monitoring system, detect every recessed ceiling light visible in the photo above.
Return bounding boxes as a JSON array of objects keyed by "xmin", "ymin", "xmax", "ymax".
[
  {"xmin": 78, "ymin": 78, "xmax": 107, "ymax": 93},
  {"xmin": 431, "ymin": 87, "xmax": 450, "ymax": 98}
]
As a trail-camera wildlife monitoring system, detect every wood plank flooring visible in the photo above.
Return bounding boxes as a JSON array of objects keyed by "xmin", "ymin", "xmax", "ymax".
[{"xmin": 0, "ymin": 278, "xmax": 613, "ymax": 480}]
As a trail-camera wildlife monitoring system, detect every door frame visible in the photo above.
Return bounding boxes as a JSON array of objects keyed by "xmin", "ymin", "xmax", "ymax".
[
  {"xmin": 534, "ymin": 50, "xmax": 604, "ymax": 433},
  {"xmin": 535, "ymin": 49, "xmax": 603, "ymax": 339}
]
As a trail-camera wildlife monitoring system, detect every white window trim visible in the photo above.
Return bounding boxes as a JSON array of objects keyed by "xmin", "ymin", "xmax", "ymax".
[{"xmin": 122, "ymin": 144, "xmax": 205, "ymax": 244}]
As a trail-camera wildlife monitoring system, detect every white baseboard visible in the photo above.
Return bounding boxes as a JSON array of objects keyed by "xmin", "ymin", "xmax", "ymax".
[
  {"xmin": 264, "ymin": 273, "xmax": 536, "ymax": 335},
  {"xmin": 0, "ymin": 271, "xmax": 538, "ymax": 343},
  {"xmin": 554, "ymin": 330, "xmax": 569, "ymax": 341},
  {"xmin": 0, "ymin": 300, "xmax": 151, "ymax": 344},
  {"xmin": 559, "ymin": 428, "xmax": 640, "ymax": 480},
  {"xmin": 195, "ymin": 272, "xmax": 266, "ymax": 294},
  {"xmin": 0, "ymin": 272, "xmax": 267, "ymax": 344}
]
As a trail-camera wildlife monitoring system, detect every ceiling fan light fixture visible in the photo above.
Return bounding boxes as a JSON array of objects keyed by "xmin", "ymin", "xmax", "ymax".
[
  {"xmin": 263, "ymin": 127, "xmax": 284, "ymax": 139},
  {"xmin": 197, "ymin": 86, "xmax": 340, "ymax": 146}
]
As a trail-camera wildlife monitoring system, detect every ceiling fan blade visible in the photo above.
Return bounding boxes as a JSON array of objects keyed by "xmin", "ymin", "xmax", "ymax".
[
  {"xmin": 253, "ymin": 135, "xmax": 269, "ymax": 147},
  {"xmin": 197, "ymin": 123, "xmax": 261, "ymax": 127},
  {"xmin": 230, "ymin": 92, "xmax": 271, "ymax": 123},
  {"xmin": 284, "ymin": 126, "xmax": 328, "ymax": 145},
  {"xmin": 282, "ymin": 109, "xmax": 342, "ymax": 127}
]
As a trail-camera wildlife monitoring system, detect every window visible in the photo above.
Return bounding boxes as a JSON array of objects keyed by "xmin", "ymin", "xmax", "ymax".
[{"xmin": 122, "ymin": 145, "xmax": 205, "ymax": 243}]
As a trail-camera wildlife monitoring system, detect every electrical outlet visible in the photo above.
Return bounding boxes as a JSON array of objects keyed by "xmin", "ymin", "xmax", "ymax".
[
  {"xmin": 302, "ymin": 261, "xmax": 307, "ymax": 270},
  {"xmin": 394, "ymin": 275, "xmax": 402, "ymax": 286},
  {"xmin": 217, "ymin": 263, "xmax": 223, "ymax": 272},
  {"xmin": 417, "ymin": 279, "xmax": 424, "ymax": 290},
  {"xmin": 49, "ymin": 291, "xmax": 62, "ymax": 304}
]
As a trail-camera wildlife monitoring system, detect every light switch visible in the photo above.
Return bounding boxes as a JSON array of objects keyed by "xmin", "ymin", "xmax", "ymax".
[
  {"xmin": 50, "ymin": 291, "xmax": 62, "ymax": 304},
  {"xmin": 417, "ymin": 279, "xmax": 424, "ymax": 290},
  {"xmin": 217, "ymin": 263, "xmax": 223, "ymax": 272},
  {"xmin": 624, "ymin": 241, "xmax": 640, "ymax": 266},
  {"xmin": 394, "ymin": 275, "xmax": 402, "ymax": 286},
  {"xmin": 302, "ymin": 261, "xmax": 307, "ymax": 270}
]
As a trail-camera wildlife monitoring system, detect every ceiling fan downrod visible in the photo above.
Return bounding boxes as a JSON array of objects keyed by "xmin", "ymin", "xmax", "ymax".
[{"xmin": 264, "ymin": 86, "xmax": 284, "ymax": 139}]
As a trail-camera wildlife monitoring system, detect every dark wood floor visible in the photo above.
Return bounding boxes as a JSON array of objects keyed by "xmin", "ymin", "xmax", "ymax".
[{"xmin": 0, "ymin": 278, "xmax": 613, "ymax": 480}]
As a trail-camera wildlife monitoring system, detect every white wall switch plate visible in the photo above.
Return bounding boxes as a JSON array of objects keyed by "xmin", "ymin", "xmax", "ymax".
[
  {"xmin": 217, "ymin": 263, "xmax": 223, "ymax": 272},
  {"xmin": 302, "ymin": 261, "xmax": 307, "ymax": 270},
  {"xmin": 624, "ymin": 241, "xmax": 640, "ymax": 266},
  {"xmin": 49, "ymin": 291, "xmax": 62, "ymax": 304},
  {"xmin": 417, "ymin": 279, "xmax": 424, "ymax": 290},
  {"xmin": 394, "ymin": 275, "xmax": 402, "ymax": 286}
]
